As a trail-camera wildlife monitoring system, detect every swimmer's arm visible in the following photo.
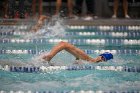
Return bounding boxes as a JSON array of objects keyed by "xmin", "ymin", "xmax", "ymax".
[
  {"xmin": 31, "ymin": 15, "xmax": 49, "ymax": 32},
  {"xmin": 42, "ymin": 41, "xmax": 104, "ymax": 63}
]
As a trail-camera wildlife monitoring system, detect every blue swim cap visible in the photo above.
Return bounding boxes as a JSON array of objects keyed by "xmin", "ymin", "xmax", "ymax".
[{"xmin": 99, "ymin": 52, "xmax": 113, "ymax": 61}]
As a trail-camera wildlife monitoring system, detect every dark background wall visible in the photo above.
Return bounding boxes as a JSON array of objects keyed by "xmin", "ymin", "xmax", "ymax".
[
  {"xmin": 108, "ymin": 0, "xmax": 140, "ymax": 18},
  {"xmin": 0, "ymin": 0, "xmax": 139, "ymax": 18}
]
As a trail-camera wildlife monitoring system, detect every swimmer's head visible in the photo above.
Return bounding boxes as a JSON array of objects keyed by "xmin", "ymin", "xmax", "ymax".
[{"xmin": 99, "ymin": 52, "xmax": 113, "ymax": 61}]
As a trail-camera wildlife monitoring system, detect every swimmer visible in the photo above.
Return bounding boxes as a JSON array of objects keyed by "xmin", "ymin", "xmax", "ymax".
[
  {"xmin": 42, "ymin": 41, "xmax": 113, "ymax": 64},
  {"xmin": 31, "ymin": 15, "xmax": 48, "ymax": 32}
]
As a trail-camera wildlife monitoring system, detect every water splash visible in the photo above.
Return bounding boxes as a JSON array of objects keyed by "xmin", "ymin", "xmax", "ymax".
[
  {"xmin": 24, "ymin": 16, "xmax": 66, "ymax": 39},
  {"xmin": 28, "ymin": 51, "xmax": 51, "ymax": 67}
]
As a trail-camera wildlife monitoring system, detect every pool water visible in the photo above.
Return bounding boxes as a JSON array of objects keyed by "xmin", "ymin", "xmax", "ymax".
[{"xmin": 0, "ymin": 19, "xmax": 140, "ymax": 92}]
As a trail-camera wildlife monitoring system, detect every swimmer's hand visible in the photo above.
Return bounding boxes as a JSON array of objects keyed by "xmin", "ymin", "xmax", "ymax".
[{"xmin": 40, "ymin": 58, "xmax": 55, "ymax": 66}]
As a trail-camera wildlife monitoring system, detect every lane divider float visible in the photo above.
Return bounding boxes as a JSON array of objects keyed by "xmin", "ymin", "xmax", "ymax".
[
  {"xmin": 0, "ymin": 49, "xmax": 140, "ymax": 54},
  {"xmin": 0, "ymin": 90, "xmax": 140, "ymax": 93},
  {"xmin": 0, "ymin": 39, "xmax": 140, "ymax": 45},
  {"xmin": 0, "ymin": 65, "xmax": 140, "ymax": 73}
]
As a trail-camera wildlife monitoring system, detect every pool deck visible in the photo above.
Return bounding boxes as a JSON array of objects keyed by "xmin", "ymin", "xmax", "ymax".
[
  {"xmin": 0, "ymin": 18, "xmax": 140, "ymax": 26},
  {"xmin": 67, "ymin": 19, "xmax": 140, "ymax": 26}
]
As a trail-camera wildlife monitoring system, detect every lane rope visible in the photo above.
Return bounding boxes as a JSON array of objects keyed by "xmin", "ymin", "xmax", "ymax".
[
  {"xmin": 0, "ymin": 31, "xmax": 140, "ymax": 38},
  {"xmin": 0, "ymin": 38, "xmax": 140, "ymax": 45},
  {"xmin": 0, "ymin": 49, "xmax": 140, "ymax": 54},
  {"xmin": 0, "ymin": 65, "xmax": 140, "ymax": 73},
  {"xmin": 0, "ymin": 90, "xmax": 140, "ymax": 93}
]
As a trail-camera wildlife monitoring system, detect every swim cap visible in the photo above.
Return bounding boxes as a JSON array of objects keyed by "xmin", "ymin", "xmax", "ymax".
[{"xmin": 99, "ymin": 52, "xmax": 113, "ymax": 61}]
